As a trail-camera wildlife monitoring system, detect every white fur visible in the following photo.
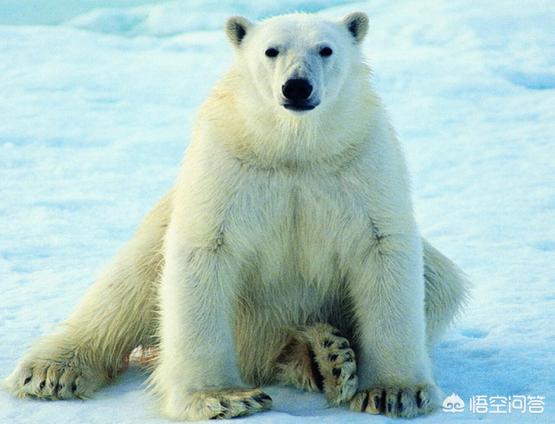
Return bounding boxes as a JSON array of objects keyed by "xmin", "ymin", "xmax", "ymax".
[{"xmin": 4, "ymin": 12, "xmax": 469, "ymax": 421}]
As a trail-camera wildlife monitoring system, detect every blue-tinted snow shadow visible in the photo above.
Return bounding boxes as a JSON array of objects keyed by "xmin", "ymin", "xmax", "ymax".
[{"xmin": 433, "ymin": 330, "xmax": 552, "ymax": 401}]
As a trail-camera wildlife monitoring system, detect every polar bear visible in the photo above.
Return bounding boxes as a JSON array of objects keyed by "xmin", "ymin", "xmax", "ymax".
[{"xmin": 5, "ymin": 11, "xmax": 469, "ymax": 420}]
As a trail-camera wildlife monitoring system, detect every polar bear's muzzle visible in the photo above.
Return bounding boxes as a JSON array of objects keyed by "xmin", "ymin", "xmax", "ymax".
[{"xmin": 281, "ymin": 78, "xmax": 319, "ymax": 112}]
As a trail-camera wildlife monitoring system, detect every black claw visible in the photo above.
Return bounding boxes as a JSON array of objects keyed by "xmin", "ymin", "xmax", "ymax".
[
  {"xmin": 379, "ymin": 390, "xmax": 387, "ymax": 413},
  {"xmin": 23, "ymin": 376, "xmax": 32, "ymax": 385},
  {"xmin": 308, "ymin": 348, "xmax": 324, "ymax": 391},
  {"xmin": 332, "ymin": 368, "xmax": 341, "ymax": 378},
  {"xmin": 71, "ymin": 382, "xmax": 77, "ymax": 393},
  {"xmin": 338, "ymin": 342, "xmax": 348, "ymax": 349},
  {"xmin": 211, "ymin": 412, "xmax": 226, "ymax": 419},
  {"xmin": 360, "ymin": 392, "xmax": 369, "ymax": 412},
  {"xmin": 397, "ymin": 391, "xmax": 404, "ymax": 413},
  {"xmin": 241, "ymin": 400, "xmax": 251, "ymax": 409},
  {"xmin": 416, "ymin": 390, "xmax": 423, "ymax": 409},
  {"xmin": 344, "ymin": 352, "xmax": 354, "ymax": 361},
  {"xmin": 39, "ymin": 381, "xmax": 45, "ymax": 390},
  {"xmin": 348, "ymin": 373, "xmax": 356, "ymax": 380},
  {"xmin": 220, "ymin": 400, "xmax": 230, "ymax": 409},
  {"xmin": 387, "ymin": 399, "xmax": 394, "ymax": 413},
  {"xmin": 373, "ymin": 394, "xmax": 381, "ymax": 411},
  {"xmin": 256, "ymin": 393, "xmax": 272, "ymax": 402},
  {"xmin": 323, "ymin": 339, "xmax": 333, "ymax": 348},
  {"xmin": 328, "ymin": 354, "xmax": 338, "ymax": 361}
]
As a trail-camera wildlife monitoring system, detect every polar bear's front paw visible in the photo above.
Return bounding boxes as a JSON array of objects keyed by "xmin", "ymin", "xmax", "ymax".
[
  {"xmin": 306, "ymin": 324, "xmax": 358, "ymax": 405},
  {"xmin": 350, "ymin": 384, "xmax": 439, "ymax": 418},
  {"xmin": 5, "ymin": 359, "xmax": 105, "ymax": 400},
  {"xmin": 171, "ymin": 388, "xmax": 272, "ymax": 420}
]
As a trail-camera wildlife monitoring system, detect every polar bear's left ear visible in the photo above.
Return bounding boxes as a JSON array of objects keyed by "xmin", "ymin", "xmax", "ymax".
[
  {"xmin": 341, "ymin": 12, "xmax": 369, "ymax": 43},
  {"xmin": 225, "ymin": 16, "xmax": 253, "ymax": 47}
]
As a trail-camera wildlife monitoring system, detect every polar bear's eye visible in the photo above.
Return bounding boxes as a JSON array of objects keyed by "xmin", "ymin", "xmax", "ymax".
[
  {"xmin": 265, "ymin": 48, "xmax": 279, "ymax": 58},
  {"xmin": 319, "ymin": 47, "xmax": 333, "ymax": 57}
]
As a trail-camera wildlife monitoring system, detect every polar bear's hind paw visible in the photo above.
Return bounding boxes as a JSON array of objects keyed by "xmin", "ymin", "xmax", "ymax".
[
  {"xmin": 308, "ymin": 325, "xmax": 358, "ymax": 405},
  {"xmin": 5, "ymin": 359, "xmax": 105, "ymax": 400}
]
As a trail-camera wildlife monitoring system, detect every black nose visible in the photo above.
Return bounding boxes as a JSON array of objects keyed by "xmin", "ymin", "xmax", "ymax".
[{"xmin": 282, "ymin": 78, "xmax": 313, "ymax": 101}]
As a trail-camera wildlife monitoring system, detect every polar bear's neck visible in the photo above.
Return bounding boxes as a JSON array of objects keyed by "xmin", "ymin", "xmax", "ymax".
[{"xmin": 201, "ymin": 63, "xmax": 380, "ymax": 170}]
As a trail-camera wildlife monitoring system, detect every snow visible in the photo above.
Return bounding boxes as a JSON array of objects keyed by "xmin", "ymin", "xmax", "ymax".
[{"xmin": 0, "ymin": 0, "xmax": 554, "ymax": 423}]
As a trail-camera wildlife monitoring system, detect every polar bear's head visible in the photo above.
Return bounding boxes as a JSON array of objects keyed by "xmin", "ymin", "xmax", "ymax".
[{"xmin": 225, "ymin": 12, "xmax": 368, "ymax": 116}]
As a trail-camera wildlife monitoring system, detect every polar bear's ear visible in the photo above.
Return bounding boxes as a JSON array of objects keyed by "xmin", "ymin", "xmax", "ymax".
[
  {"xmin": 225, "ymin": 16, "xmax": 253, "ymax": 47},
  {"xmin": 341, "ymin": 12, "xmax": 369, "ymax": 43}
]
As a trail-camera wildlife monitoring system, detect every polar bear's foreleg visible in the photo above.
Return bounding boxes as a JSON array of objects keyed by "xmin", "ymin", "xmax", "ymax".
[
  {"xmin": 348, "ymin": 232, "xmax": 440, "ymax": 418},
  {"xmin": 349, "ymin": 237, "xmax": 469, "ymax": 417},
  {"xmin": 275, "ymin": 323, "xmax": 358, "ymax": 405},
  {"xmin": 4, "ymin": 191, "xmax": 173, "ymax": 399},
  {"xmin": 149, "ymin": 233, "xmax": 272, "ymax": 420}
]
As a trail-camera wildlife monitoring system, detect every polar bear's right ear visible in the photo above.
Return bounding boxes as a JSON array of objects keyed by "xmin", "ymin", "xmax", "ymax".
[{"xmin": 225, "ymin": 16, "xmax": 253, "ymax": 47}]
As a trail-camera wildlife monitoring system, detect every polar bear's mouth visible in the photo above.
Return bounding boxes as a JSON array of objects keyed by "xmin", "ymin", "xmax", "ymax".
[{"xmin": 283, "ymin": 102, "xmax": 319, "ymax": 112}]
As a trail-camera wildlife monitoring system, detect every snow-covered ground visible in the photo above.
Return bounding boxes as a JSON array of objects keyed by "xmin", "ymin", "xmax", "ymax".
[{"xmin": 1, "ymin": 0, "xmax": 553, "ymax": 422}]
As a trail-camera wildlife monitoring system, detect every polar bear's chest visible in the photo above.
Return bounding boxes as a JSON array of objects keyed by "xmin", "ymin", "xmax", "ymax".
[{"xmin": 228, "ymin": 170, "xmax": 370, "ymax": 288}]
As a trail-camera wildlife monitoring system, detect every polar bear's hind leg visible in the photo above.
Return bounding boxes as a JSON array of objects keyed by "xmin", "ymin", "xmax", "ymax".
[
  {"xmin": 275, "ymin": 323, "xmax": 358, "ymax": 405},
  {"xmin": 4, "ymin": 191, "xmax": 173, "ymax": 400}
]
